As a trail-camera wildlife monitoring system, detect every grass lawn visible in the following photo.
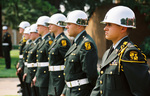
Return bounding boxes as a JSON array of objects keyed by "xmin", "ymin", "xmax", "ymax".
[{"xmin": 0, "ymin": 50, "xmax": 19, "ymax": 78}]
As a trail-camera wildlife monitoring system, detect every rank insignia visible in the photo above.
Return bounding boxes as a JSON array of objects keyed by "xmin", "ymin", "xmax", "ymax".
[
  {"xmin": 85, "ymin": 42, "xmax": 91, "ymax": 50},
  {"xmin": 130, "ymin": 51, "xmax": 138, "ymax": 60},
  {"xmin": 23, "ymin": 37, "xmax": 27, "ymax": 43},
  {"xmin": 49, "ymin": 40, "xmax": 53, "ymax": 45},
  {"xmin": 8, "ymin": 35, "xmax": 10, "ymax": 37},
  {"xmin": 61, "ymin": 40, "xmax": 67, "ymax": 46}
]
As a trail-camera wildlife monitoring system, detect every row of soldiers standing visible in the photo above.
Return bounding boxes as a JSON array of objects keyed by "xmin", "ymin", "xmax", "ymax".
[
  {"xmin": 16, "ymin": 10, "xmax": 98, "ymax": 96},
  {"xmin": 16, "ymin": 6, "xmax": 150, "ymax": 96}
]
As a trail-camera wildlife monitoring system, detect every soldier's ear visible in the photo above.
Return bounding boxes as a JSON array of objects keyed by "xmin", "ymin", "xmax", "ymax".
[{"xmin": 121, "ymin": 27, "xmax": 127, "ymax": 33}]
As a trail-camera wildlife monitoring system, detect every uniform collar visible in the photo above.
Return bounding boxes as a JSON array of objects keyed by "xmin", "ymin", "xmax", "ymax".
[
  {"xmin": 33, "ymin": 36, "xmax": 41, "ymax": 43},
  {"xmin": 113, "ymin": 36, "xmax": 128, "ymax": 49},
  {"xmin": 115, "ymin": 36, "xmax": 130, "ymax": 50},
  {"xmin": 26, "ymin": 39, "xmax": 32, "ymax": 44},
  {"xmin": 55, "ymin": 32, "xmax": 64, "ymax": 40},
  {"xmin": 42, "ymin": 32, "xmax": 50, "ymax": 39},
  {"xmin": 74, "ymin": 30, "xmax": 85, "ymax": 43},
  {"xmin": 75, "ymin": 30, "xmax": 87, "ymax": 45}
]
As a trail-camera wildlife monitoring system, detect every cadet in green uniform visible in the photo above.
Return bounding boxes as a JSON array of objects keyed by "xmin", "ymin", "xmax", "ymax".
[
  {"xmin": 61, "ymin": 10, "xmax": 98, "ymax": 96},
  {"xmin": 17, "ymin": 21, "xmax": 31, "ymax": 72},
  {"xmin": 22, "ymin": 27, "xmax": 32, "ymax": 96},
  {"xmin": 47, "ymin": 13, "xmax": 71, "ymax": 96},
  {"xmin": 32, "ymin": 16, "xmax": 54, "ymax": 96},
  {"xmin": 2, "ymin": 26, "xmax": 12, "ymax": 69},
  {"xmin": 24, "ymin": 24, "xmax": 42, "ymax": 96},
  {"xmin": 16, "ymin": 21, "xmax": 30, "ymax": 95},
  {"xmin": 90, "ymin": 6, "xmax": 150, "ymax": 96}
]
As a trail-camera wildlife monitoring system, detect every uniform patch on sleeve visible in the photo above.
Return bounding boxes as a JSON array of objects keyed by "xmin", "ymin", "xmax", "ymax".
[
  {"xmin": 130, "ymin": 51, "xmax": 138, "ymax": 60},
  {"xmin": 61, "ymin": 40, "xmax": 67, "ymax": 46},
  {"xmin": 49, "ymin": 40, "xmax": 53, "ymax": 45},
  {"xmin": 85, "ymin": 42, "xmax": 91, "ymax": 50}
]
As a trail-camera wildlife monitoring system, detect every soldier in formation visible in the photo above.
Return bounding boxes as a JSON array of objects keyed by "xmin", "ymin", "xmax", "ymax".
[
  {"xmin": 60, "ymin": 10, "xmax": 98, "ymax": 96},
  {"xmin": 90, "ymin": 6, "xmax": 150, "ymax": 96},
  {"xmin": 23, "ymin": 24, "xmax": 42, "ymax": 96},
  {"xmin": 47, "ymin": 13, "xmax": 71, "ymax": 96},
  {"xmin": 32, "ymin": 16, "xmax": 54, "ymax": 96},
  {"xmin": 16, "ymin": 7, "xmax": 150, "ymax": 96},
  {"xmin": 16, "ymin": 21, "xmax": 30, "ymax": 95}
]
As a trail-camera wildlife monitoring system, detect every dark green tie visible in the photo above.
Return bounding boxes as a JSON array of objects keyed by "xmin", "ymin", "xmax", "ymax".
[{"xmin": 106, "ymin": 46, "xmax": 114, "ymax": 59}]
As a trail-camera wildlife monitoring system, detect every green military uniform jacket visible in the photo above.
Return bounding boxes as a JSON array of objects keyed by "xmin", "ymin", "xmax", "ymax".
[
  {"xmin": 25, "ymin": 37, "xmax": 42, "ymax": 84},
  {"xmin": 2, "ymin": 32, "xmax": 12, "ymax": 50},
  {"xmin": 35, "ymin": 33, "xmax": 54, "ymax": 87},
  {"xmin": 48, "ymin": 32, "xmax": 71, "ymax": 95},
  {"xmin": 18, "ymin": 37, "xmax": 27, "ymax": 68},
  {"xmin": 2, "ymin": 32, "xmax": 12, "ymax": 68},
  {"xmin": 22, "ymin": 39, "xmax": 32, "ymax": 73},
  {"xmin": 91, "ymin": 37, "xmax": 150, "ymax": 96},
  {"xmin": 63, "ymin": 31, "xmax": 98, "ymax": 96}
]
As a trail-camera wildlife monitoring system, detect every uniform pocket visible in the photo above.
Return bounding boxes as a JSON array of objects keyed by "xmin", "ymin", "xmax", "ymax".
[
  {"xmin": 51, "ymin": 72, "xmax": 64, "ymax": 86},
  {"xmin": 68, "ymin": 53, "xmax": 80, "ymax": 73},
  {"xmin": 50, "ymin": 48, "xmax": 59, "ymax": 55},
  {"xmin": 105, "ymin": 64, "xmax": 123, "ymax": 90}
]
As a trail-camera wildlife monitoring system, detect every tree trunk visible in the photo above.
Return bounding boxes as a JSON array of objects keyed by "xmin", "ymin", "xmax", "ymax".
[{"xmin": 0, "ymin": 4, "xmax": 3, "ymax": 57}]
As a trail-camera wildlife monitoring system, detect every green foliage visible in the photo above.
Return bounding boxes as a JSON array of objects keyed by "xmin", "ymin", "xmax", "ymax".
[
  {"xmin": 140, "ymin": 36, "xmax": 150, "ymax": 58},
  {"xmin": 1, "ymin": 0, "xmax": 58, "ymax": 29},
  {"xmin": 1, "ymin": 0, "xmax": 150, "ymax": 29},
  {"xmin": 0, "ymin": 50, "xmax": 19, "ymax": 78},
  {"xmin": 62, "ymin": 0, "xmax": 150, "ymax": 27},
  {"xmin": 12, "ymin": 45, "xmax": 19, "ymax": 49}
]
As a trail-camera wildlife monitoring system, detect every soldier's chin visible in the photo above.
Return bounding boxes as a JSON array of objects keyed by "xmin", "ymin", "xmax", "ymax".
[
  {"xmin": 105, "ymin": 36, "xmax": 111, "ymax": 40},
  {"xmin": 38, "ymin": 32, "xmax": 41, "ymax": 35},
  {"xmin": 68, "ymin": 34, "xmax": 73, "ymax": 37}
]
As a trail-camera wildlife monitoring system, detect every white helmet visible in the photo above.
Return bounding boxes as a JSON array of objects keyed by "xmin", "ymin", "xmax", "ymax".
[
  {"xmin": 2, "ymin": 26, "xmax": 8, "ymax": 30},
  {"xmin": 65, "ymin": 10, "xmax": 88, "ymax": 26},
  {"xmin": 30, "ymin": 24, "xmax": 38, "ymax": 33},
  {"xmin": 101, "ymin": 6, "xmax": 136, "ymax": 28},
  {"xmin": 24, "ymin": 27, "xmax": 31, "ymax": 34},
  {"xmin": 36, "ymin": 16, "xmax": 50, "ymax": 26},
  {"xmin": 48, "ymin": 13, "xmax": 67, "ymax": 27},
  {"xmin": 18, "ymin": 21, "xmax": 30, "ymax": 29}
]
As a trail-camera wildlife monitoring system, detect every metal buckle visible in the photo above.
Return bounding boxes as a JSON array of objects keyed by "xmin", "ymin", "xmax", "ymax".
[
  {"xmin": 77, "ymin": 80, "xmax": 80, "ymax": 86},
  {"xmin": 70, "ymin": 82, "xmax": 72, "ymax": 88}
]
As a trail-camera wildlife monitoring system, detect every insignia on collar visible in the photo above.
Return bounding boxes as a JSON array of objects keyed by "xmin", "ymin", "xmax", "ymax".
[
  {"xmin": 23, "ymin": 37, "xmax": 27, "ymax": 43},
  {"xmin": 49, "ymin": 40, "xmax": 53, "ymax": 45},
  {"xmin": 61, "ymin": 40, "xmax": 67, "ymax": 46},
  {"xmin": 130, "ymin": 51, "xmax": 138, "ymax": 61},
  {"xmin": 85, "ymin": 42, "xmax": 91, "ymax": 50},
  {"xmin": 8, "ymin": 35, "xmax": 10, "ymax": 37}
]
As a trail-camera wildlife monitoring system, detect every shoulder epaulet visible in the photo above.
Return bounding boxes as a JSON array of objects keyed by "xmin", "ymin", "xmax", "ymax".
[
  {"xmin": 117, "ymin": 41, "xmax": 129, "ymax": 72},
  {"xmin": 118, "ymin": 42, "xmax": 147, "ymax": 72},
  {"xmin": 118, "ymin": 41, "xmax": 128, "ymax": 56},
  {"xmin": 133, "ymin": 44, "xmax": 147, "ymax": 61}
]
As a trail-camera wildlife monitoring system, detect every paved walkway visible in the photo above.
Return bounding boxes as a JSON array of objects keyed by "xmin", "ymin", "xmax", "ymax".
[{"xmin": 0, "ymin": 78, "xmax": 20, "ymax": 96}]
